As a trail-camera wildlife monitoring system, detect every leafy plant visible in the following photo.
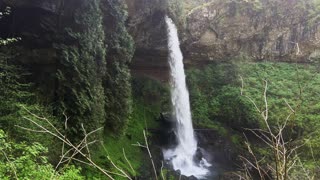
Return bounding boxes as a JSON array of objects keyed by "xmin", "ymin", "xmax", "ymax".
[
  {"xmin": 187, "ymin": 61, "xmax": 320, "ymax": 178},
  {"xmin": 54, "ymin": 0, "xmax": 107, "ymax": 139},
  {"xmin": 0, "ymin": 129, "xmax": 84, "ymax": 179},
  {"xmin": 103, "ymin": 0, "xmax": 135, "ymax": 135}
]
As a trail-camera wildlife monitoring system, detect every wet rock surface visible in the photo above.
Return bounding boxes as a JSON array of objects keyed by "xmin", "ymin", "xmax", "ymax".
[
  {"xmin": 157, "ymin": 112, "xmax": 178, "ymax": 149},
  {"xmin": 125, "ymin": 0, "xmax": 170, "ymax": 81},
  {"xmin": 195, "ymin": 130, "xmax": 238, "ymax": 179}
]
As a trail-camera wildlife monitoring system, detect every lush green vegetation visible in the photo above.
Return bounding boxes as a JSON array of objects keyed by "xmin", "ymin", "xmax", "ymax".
[
  {"xmin": 0, "ymin": 45, "xmax": 169, "ymax": 179},
  {"xmin": 83, "ymin": 76, "xmax": 170, "ymax": 179},
  {"xmin": 0, "ymin": 130, "xmax": 84, "ymax": 179},
  {"xmin": 0, "ymin": 0, "xmax": 150, "ymax": 179},
  {"xmin": 103, "ymin": 0, "xmax": 135, "ymax": 135},
  {"xmin": 54, "ymin": 0, "xmax": 107, "ymax": 139},
  {"xmin": 187, "ymin": 61, "xmax": 320, "ymax": 177},
  {"xmin": 1, "ymin": 0, "xmax": 320, "ymax": 179}
]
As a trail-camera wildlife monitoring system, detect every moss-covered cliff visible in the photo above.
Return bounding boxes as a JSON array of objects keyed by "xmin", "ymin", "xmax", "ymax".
[
  {"xmin": 0, "ymin": 0, "xmax": 134, "ymax": 137},
  {"xmin": 0, "ymin": 0, "xmax": 166, "ymax": 178}
]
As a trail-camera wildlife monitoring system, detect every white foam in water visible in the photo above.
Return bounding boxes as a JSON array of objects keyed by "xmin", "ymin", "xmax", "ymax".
[{"xmin": 163, "ymin": 16, "xmax": 211, "ymax": 179}]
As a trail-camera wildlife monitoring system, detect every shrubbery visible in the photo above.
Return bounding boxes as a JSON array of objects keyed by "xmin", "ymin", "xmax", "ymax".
[
  {"xmin": 186, "ymin": 61, "xmax": 320, "ymax": 177},
  {"xmin": 0, "ymin": 129, "xmax": 84, "ymax": 179}
]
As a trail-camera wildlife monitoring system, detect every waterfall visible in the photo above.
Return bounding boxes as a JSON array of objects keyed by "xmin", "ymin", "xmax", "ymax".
[{"xmin": 163, "ymin": 16, "xmax": 210, "ymax": 178}]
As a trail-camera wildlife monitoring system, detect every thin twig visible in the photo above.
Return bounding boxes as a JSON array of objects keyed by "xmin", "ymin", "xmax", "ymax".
[
  {"xmin": 161, "ymin": 161, "xmax": 165, "ymax": 180},
  {"xmin": 123, "ymin": 148, "xmax": 135, "ymax": 174},
  {"xmin": 0, "ymin": 149, "xmax": 18, "ymax": 180},
  {"xmin": 81, "ymin": 123, "xmax": 91, "ymax": 159},
  {"xmin": 132, "ymin": 131, "xmax": 158, "ymax": 180},
  {"xmin": 18, "ymin": 113, "xmax": 117, "ymax": 180}
]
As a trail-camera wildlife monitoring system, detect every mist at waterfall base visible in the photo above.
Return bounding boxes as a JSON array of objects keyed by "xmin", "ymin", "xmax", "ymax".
[{"xmin": 162, "ymin": 16, "xmax": 211, "ymax": 179}]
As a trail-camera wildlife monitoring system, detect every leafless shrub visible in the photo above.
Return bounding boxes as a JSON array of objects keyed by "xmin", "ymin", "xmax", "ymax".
[
  {"xmin": 237, "ymin": 80, "xmax": 310, "ymax": 180},
  {"xmin": 17, "ymin": 107, "xmax": 133, "ymax": 180}
]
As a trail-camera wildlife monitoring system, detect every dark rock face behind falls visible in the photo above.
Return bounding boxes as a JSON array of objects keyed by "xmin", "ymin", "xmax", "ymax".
[
  {"xmin": 125, "ymin": 0, "xmax": 320, "ymax": 80},
  {"xmin": 0, "ymin": 0, "xmax": 80, "ymax": 98},
  {"xmin": 125, "ymin": 0, "xmax": 170, "ymax": 81}
]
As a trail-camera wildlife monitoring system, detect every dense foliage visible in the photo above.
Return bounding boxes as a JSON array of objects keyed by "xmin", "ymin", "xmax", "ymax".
[
  {"xmin": 187, "ymin": 61, "xmax": 320, "ymax": 177},
  {"xmin": 102, "ymin": 0, "xmax": 135, "ymax": 134},
  {"xmin": 84, "ymin": 76, "xmax": 170, "ymax": 179},
  {"xmin": 0, "ymin": 129, "xmax": 84, "ymax": 179},
  {"xmin": 0, "ymin": 48, "xmax": 30, "ymax": 135},
  {"xmin": 0, "ymin": 46, "xmax": 59, "ymax": 148},
  {"xmin": 54, "ymin": 0, "xmax": 106, "ymax": 138},
  {"xmin": 0, "ymin": 0, "xmax": 139, "ymax": 178}
]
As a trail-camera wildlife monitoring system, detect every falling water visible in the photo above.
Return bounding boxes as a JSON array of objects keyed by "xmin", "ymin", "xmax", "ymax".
[{"xmin": 163, "ymin": 16, "xmax": 210, "ymax": 178}]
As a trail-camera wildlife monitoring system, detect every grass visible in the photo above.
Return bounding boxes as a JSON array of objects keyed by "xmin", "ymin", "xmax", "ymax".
[
  {"xmin": 186, "ymin": 61, "xmax": 320, "ymax": 170},
  {"xmin": 187, "ymin": 62, "xmax": 320, "ymax": 130},
  {"xmin": 86, "ymin": 76, "xmax": 170, "ymax": 179},
  {"xmin": 86, "ymin": 99, "xmax": 161, "ymax": 179}
]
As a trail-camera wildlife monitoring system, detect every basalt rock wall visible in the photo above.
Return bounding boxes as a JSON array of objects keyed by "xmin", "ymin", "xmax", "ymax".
[
  {"xmin": 180, "ymin": 0, "xmax": 320, "ymax": 63},
  {"xmin": 125, "ymin": 0, "xmax": 170, "ymax": 81},
  {"xmin": 126, "ymin": 0, "xmax": 320, "ymax": 74}
]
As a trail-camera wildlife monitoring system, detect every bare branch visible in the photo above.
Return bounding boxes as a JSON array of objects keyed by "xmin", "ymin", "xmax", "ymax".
[
  {"xmin": 81, "ymin": 123, "xmax": 91, "ymax": 159},
  {"xmin": 0, "ymin": 149, "xmax": 18, "ymax": 180},
  {"xmin": 123, "ymin": 148, "xmax": 135, "ymax": 175},
  {"xmin": 107, "ymin": 155, "xmax": 132, "ymax": 180},
  {"xmin": 132, "ymin": 130, "xmax": 158, "ymax": 180},
  {"xmin": 160, "ymin": 161, "xmax": 165, "ymax": 180},
  {"xmin": 238, "ymin": 77, "xmax": 307, "ymax": 180},
  {"xmin": 17, "ymin": 108, "xmax": 138, "ymax": 180}
]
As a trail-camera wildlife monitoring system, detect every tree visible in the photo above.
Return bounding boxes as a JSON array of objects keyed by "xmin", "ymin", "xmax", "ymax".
[
  {"xmin": 102, "ymin": 0, "xmax": 135, "ymax": 134},
  {"xmin": 54, "ymin": 0, "xmax": 107, "ymax": 139}
]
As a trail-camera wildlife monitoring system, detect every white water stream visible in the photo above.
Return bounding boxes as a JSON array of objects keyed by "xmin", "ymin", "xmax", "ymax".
[{"xmin": 163, "ymin": 16, "xmax": 210, "ymax": 179}]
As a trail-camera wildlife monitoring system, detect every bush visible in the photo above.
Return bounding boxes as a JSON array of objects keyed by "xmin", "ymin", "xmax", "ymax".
[{"xmin": 0, "ymin": 129, "xmax": 84, "ymax": 179}]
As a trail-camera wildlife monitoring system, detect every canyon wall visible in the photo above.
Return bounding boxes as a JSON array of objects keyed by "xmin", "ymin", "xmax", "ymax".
[
  {"xmin": 126, "ymin": 0, "xmax": 320, "ymax": 74},
  {"xmin": 180, "ymin": 0, "xmax": 320, "ymax": 63}
]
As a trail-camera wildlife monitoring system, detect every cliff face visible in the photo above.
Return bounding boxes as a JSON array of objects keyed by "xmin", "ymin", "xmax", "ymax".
[
  {"xmin": 125, "ymin": 0, "xmax": 170, "ymax": 81},
  {"xmin": 180, "ymin": 0, "xmax": 320, "ymax": 63},
  {"xmin": 125, "ymin": 0, "xmax": 167, "ymax": 51},
  {"xmin": 1, "ymin": 0, "xmax": 319, "ymax": 82},
  {"xmin": 126, "ymin": 0, "xmax": 320, "ymax": 67},
  {"xmin": 124, "ymin": 0, "xmax": 320, "ymax": 81},
  {"xmin": 0, "ymin": 0, "xmax": 135, "ymax": 134}
]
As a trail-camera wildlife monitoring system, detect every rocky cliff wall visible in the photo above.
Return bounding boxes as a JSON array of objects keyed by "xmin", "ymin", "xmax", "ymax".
[
  {"xmin": 124, "ymin": 0, "xmax": 320, "ymax": 81},
  {"xmin": 125, "ymin": 0, "xmax": 170, "ymax": 81},
  {"xmin": 126, "ymin": 0, "xmax": 320, "ymax": 68},
  {"xmin": 180, "ymin": 0, "xmax": 320, "ymax": 63}
]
